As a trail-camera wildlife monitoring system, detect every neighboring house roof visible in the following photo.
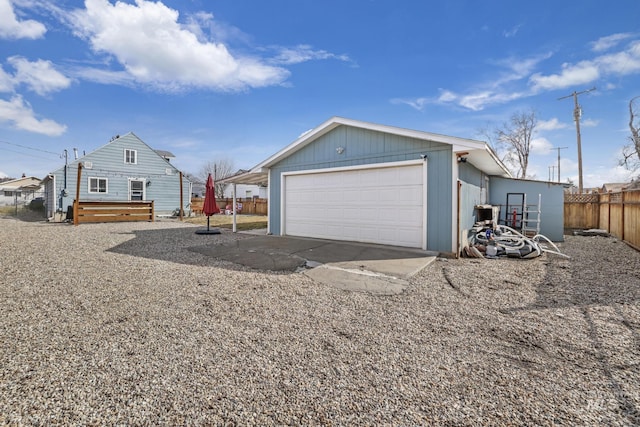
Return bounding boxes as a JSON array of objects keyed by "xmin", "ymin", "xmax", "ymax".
[
  {"xmin": 0, "ymin": 176, "xmax": 42, "ymax": 190},
  {"xmin": 626, "ymin": 180, "xmax": 640, "ymax": 190},
  {"xmin": 601, "ymin": 182, "xmax": 628, "ymax": 192},
  {"xmin": 221, "ymin": 116, "xmax": 511, "ymax": 184},
  {"xmin": 155, "ymin": 150, "xmax": 175, "ymax": 160}
]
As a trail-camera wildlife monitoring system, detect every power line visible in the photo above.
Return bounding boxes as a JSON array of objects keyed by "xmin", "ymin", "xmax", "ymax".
[
  {"xmin": 0, "ymin": 145, "xmax": 59, "ymax": 162},
  {"xmin": 0, "ymin": 139, "xmax": 61, "ymax": 157}
]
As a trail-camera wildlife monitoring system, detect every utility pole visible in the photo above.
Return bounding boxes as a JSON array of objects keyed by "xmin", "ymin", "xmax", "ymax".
[
  {"xmin": 552, "ymin": 146, "xmax": 568, "ymax": 183},
  {"xmin": 60, "ymin": 149, "xmax": 68, "ymax": 213},
  {"xmin": 548, "ymin": 165, "xmax": 556, "ymax": 182},
  {"xmin": 558, "ymin": 87, "xmax": 596, "ymax": 193}
]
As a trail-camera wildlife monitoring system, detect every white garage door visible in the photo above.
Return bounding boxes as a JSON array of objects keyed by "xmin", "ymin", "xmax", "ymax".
[{"xmin": 283, "ymin": 162, "xmax": 425, "ymax": 248}]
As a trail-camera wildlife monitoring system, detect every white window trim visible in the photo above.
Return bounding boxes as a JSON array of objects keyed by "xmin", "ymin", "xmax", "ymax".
[
  {"xmin": 124, "ymin": 149, "xmax": 137, "ymax": 164},
  {"xmin": 88, "ymin": 177, "xmax": 108, "ymax": 194}
]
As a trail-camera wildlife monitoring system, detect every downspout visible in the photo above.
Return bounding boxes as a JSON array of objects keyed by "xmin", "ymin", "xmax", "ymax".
[
  {"xmin": 456, "ymin": 180, "xmax": 461, "ymax": 259},
  {"xmin": 266, "ymin": 170, "xmax": 271, "ymax": 235}
]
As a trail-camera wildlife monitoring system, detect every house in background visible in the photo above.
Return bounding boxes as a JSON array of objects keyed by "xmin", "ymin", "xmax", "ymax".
[
  {"xmin": 601, "ymin": 182, "xmax": 628, "ymax": 193},
  {"xmin": 221, "ymin": 182, "xmax": 268, "ymax": 199},
  {"xmin": 223, "ymin": 116, "xmax": 565, "ymax": 255},
  {"xmin": 0, "ymin": 176, "xmax": 43, "ymax": 206},
  {"xmin": 189, "ymin": 170, "xmax": 267, "ymax": 200},
  {"xmin": 42, "ymin": 133, "xmax": 191, "ymax": 220}
]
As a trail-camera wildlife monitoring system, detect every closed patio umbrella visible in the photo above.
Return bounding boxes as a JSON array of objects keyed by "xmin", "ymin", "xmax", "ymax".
[{"xmin": 196, "ymin": 173, "xmax": 221, "ymax": 235}]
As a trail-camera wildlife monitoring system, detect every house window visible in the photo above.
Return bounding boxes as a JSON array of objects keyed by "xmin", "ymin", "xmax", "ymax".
[
  {"xmin": 245, "ymin": 190, "xmax": 252, "ymax": 198},
  {"xmin": 88, "ymin": 177, "xmax": 108, "ymax": 193},
  {"xmin": 124, "ymin": 149, "xmax": 137, "ymax": 164}
]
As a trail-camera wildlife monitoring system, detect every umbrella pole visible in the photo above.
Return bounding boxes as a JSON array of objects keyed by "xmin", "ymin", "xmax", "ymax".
[{"xmin": 207, "ymin": 215, "xmax": 210, "ymax": 231}]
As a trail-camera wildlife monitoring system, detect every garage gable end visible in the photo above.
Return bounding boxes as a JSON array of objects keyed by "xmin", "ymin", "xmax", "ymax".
[
  {"xmin": 267, "ymin": 123, "xmax": 457, "ymax": 252},
  {"xmin": 273, "ymin": 125, "xmax": 450, "ymax": 169},
  {"xmin": 223, "ymin": 117, "xmax": 508, "ymax": 252}
]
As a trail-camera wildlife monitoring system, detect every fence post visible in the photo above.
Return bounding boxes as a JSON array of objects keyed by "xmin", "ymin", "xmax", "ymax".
[
  {"xmin": 622, "ymin": 190, "xmax": 625, "ymax": 241},
  {"xmin": 607, "ymin": 192, "xmax": 611, "ymax": 232}
]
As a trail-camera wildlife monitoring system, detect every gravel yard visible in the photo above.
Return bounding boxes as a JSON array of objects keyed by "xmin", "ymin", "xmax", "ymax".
[{"xmin": 1, "ymin": 216, "xmax": 639, "ymax": 425}]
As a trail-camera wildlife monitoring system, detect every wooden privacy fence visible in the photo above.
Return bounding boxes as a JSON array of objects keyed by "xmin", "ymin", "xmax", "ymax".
[
  {"xmin": 564, "ymin": 193, "xmax": 600, "ymax": 229},
  {"xmin": 565, "ymin": 190, "xmax": 640, "ymax": 249},
  {"xmin": 73, "ymin": 200, "xmax": 154, "ymax": 225},
  {"xmin": 190, "ymin": 197, "xmax": 268, "ymax": 216}
]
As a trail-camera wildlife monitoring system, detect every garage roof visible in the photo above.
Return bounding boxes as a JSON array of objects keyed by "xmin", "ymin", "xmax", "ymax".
[{"xmin": 220, "ymin": 117, "xmax": 511, "ymax": 184}]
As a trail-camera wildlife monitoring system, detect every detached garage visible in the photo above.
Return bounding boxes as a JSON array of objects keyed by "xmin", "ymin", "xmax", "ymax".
[{"xmin": 224, "ymin": 116, "xmax": 515, "ymax": 255}]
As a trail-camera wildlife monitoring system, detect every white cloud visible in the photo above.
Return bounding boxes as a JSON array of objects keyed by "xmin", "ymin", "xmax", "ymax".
[
  {"xmin": 0, "ymin": 95, "xmax": 67, "ymax": 135},
  {"xmin": 71, "ymin": 67, "xmax": 133, "ymax": 87},
  {"xmin": 596, "ymin": 42, "xmax": 640, "ymax": 75},
  {"xmin": 583, "ymin": 165, "xmax": 638, "ymax": 188},
  {"xmin": 538, "ymin": 118, "xmax": 569, "ymax": 131},
  {"xmin": 0, "ymin": 66, "xmax": 14, "ymax": 92},
  {"xmin": 0, "ymin": 0, "xmax": 46, "ymax": 39},
  {"xmin": 394, "ymin": 53, "xmax": 549, "ymax": 112},
  {"xmin": 392, "ymin": 87, "xmax": 528, "ymax": 112},
  {"xmin": 271, "ymin": 44, "xmax": 352, "ymax": 66},
  {"xmin": 530, "ymin": 137, "xmax": 553, "ymax": 155},
  {"xmin": 503, "ymin": 24, "xmax": 522, "ymax": 38},
  {"xmin": 582, "ymin": 118, "xmax": 599, "ymax": 127},
  {"xmin": 438, "ymin": 90, "xmax": 457, "ymax": 103},
  {"xmin": 459, "ymin": 91, "xmax": 527, "ymax": 111},
  {"xmin": 399, "ymin": 32, "xmax": 640, "ymax": 111},
  {"xmin": 183, "ymin": 11, "xmax": 215, "ymax": 43},
  {"xmin": 530, "ymin": 38, "xmax": 640, "ymax": 91},
  {"xmin": 8, "ymin": 56, "xmax": 71, "ymax": 96},
  {"xmin": 530, "ymin": 60, "xmax": 600, "ymax": 91},
  {"xmin": 68, "ymin": 0, "xmax": 289, "ymax": 92},
  {"xmin": 591, "ymin": 33, "xmax": 634, "ymax": 52},
  {"xmin": 493, "ymin": 53, "xmax": 553, "ymax": 82},
  {"xmin": 390, "ymin": 97, "xmax": 430, "ymax": 111}
]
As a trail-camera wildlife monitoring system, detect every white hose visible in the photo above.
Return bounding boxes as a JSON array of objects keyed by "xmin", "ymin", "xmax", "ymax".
[{"xmin": 471, "ymin": 225, "xmax": 569, "ymax": 259}]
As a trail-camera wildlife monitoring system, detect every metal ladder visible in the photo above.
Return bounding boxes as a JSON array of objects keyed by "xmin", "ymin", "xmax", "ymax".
[{"xmin": 522, "ymin": 193, "xmax": 541, "ymax": 236}]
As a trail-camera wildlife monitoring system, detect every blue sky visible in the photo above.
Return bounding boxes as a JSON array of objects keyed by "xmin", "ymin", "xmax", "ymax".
[{"xmin": 1, "ymin": 0, "xmax": 639, "ymax": 188}]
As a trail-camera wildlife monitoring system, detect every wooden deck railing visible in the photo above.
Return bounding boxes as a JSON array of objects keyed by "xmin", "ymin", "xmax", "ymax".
[{"xmin": 73, "ymin": 200, "xmax": 154, "ymax": 225}]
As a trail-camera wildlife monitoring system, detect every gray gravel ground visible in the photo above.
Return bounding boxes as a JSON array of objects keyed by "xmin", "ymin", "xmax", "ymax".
[{"xmin": 0, "ymin": 215, "xmax": 639, "ymax": 426}]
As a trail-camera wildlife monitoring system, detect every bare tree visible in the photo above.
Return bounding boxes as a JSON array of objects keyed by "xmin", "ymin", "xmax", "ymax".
[
  {"xmin": 200, "ymin": 158, "xmax": 235, "ymax": 197},
  {"xmin": 620, "ymin": 95, "xmax": 640, "ymax": 171},
  {"xmin": 495, "ymin": 109, "xmax": 538, "ymax": 179}
]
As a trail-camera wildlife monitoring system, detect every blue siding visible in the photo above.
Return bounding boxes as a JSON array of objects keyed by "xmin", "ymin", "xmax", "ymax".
[
  {"xmin": 50, "ymin": 133, "xmax": 191, "ymax": 215},
  {"xmin": 269, "ymin": 125, "xmax": 455, "ymax": 252},
  {"xmin": 458, "ymin": 162, "xmax": 488, "ymax": 231},
  {"xmin": 489, "ymin": 177, "xmax": 565, "ymax": 241},
  {"xmin": 460, "ymin": 181, "xmax": 481, "ymax": 231}
]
